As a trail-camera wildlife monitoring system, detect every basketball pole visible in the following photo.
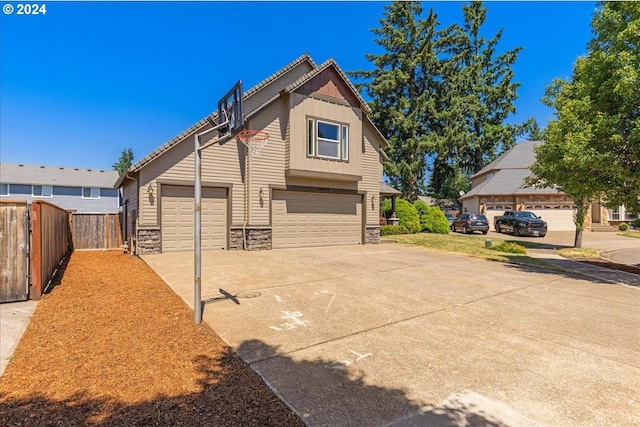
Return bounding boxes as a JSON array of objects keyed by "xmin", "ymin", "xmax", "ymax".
[
  {"xmin": 194, "ymin": 129, "xmax": 207, "ymax": 325},
  {"xmin": 194, "ymin": 124, "xmax": 228, "ymax": 325}
]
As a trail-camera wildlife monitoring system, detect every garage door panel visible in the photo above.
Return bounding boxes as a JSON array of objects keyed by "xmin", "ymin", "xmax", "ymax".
[
  {"xmin": 534, "ymin": 209, "xmax": 575, "ymax": 231},
  {"xmin": 272, "ymin": 191, "xmax": 362, "ymax": 249},
  {"xmin": 161, "ymin": 185, "xmax": 227, "ymax": 252}
]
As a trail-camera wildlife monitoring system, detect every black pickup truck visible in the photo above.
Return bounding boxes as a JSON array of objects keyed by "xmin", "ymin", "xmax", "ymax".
[{"xmin": 494, "ymin": 211, "xmax": 547, "ymax": 237}]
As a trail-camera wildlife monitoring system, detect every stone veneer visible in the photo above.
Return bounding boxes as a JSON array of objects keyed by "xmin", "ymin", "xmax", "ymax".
[
  {"xmin": 230, "ymin": 228, "xmax": 272, "ymax": 251},
  {"xmin": 137, "ymin": 228, "xmax": 161, "ymax": 254},
  {"xmin": 365, "ymin": 226, "xmax": 380, "ymax": 244}
]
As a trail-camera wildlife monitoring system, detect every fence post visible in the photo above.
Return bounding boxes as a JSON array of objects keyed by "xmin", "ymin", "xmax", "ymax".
[{"xmin": 31, "ymin": 201, "xmax": 42, "ymax": 300}]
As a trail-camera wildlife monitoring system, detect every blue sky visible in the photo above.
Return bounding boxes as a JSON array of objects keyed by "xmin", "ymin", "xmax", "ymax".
[{"xmin": 1, "ymin": 1, "xmax": 597, "ymax": 170}]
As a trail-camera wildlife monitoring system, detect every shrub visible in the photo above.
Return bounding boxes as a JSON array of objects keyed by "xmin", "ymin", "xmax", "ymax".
[
  {"xmin": 413, "ymin": 200, "xmax": 429, "ymax": 217},
  {"xmin": 619, "ymin": 223, "xmax": 629, "ymax": 231},
  {"xmin": 492, "ymin": 241, "xmax": 527, "ymax": 254},
  {"xmin": 632, "ymin": 218, "xmax": 640, "ymax": 229},
  {"xmin": 413, "ymin": 200, "xmax": 450, "ymax": 234},
  {"xmin": 380, "ymin": 225, "xmax": 408, "ymax": 236},
  {"xmin": 382, "ymin": 198, "xmax": 421, "ymax": 233},
  {"xmin": 424, "ymin": 207, "xmax": 451, "ymax": 234}
]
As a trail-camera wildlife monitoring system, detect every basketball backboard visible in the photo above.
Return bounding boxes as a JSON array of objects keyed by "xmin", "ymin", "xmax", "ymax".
[{"xmin": 216, "ymin": 80, "xmax": 244, "ymax": 137}]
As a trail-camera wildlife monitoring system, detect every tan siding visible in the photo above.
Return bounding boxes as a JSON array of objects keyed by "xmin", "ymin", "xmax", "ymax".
[
  {"xmin": 140, "ymin": 180, "xmax": 157, "ymax": 225},
  {"xmin": 284, "ymin": 177, "xmax": 358, "ymax": 190},
  {"xmin": 121, "ymin": 180, "xmax": 138, "ymax": 241},
  {"xmin": 285, "ymin": 97, "xmax": 291, "ymax": 173},
  {"xmin": 360, "ymin": 121, "xmax": 383, "ymax": 226},
  {"xmin": 246, "ymin": 100, "xmax": 288, "ymax": 226},
  {"xmin": 289, "ymin": 94, "xmax": 362, "ymax": 177},
  {"xmin": 139, "ymin": 133, "xmax": 245, "ymax": 226}
]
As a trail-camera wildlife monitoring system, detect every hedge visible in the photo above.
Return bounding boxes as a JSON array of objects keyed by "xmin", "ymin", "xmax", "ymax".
[{"xmin": 380, "ymin": 225, "xmax": 408, "ymax": 236}]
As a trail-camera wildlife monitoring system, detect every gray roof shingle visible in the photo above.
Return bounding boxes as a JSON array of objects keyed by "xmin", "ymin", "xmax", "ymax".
[
  {"xmin": 462, "ymin": 141, "xmax": 561, "ymax": 199},
  {"xmin": 472, "ymin": 140, "xmax": 541, "ymax": 179},
  {"xmin": 379, "ymin": 182, "xmax": 401, "ymax": 196},
  {"xmin": 1, "ymin": 163, "xmax": 119, "ymax": 188}
]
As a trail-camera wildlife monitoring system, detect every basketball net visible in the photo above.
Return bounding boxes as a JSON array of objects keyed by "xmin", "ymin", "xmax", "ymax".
[{"xmin": 236, "ymin": 130, "xmax": 269, "ymax": 156}]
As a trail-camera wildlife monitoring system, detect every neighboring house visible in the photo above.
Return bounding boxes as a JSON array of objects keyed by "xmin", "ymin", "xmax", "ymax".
[
  {"xmin": 115, "ymin": 54, "xmax": 389, "ymax": 254},
  {"xmin": 460, "ymin": 141, "xmax": 576, "ymax": 231},
  {"xmin": 459, "ymin": 141, "xmax": 638, "ymax": 231},
  {"xmin": 0, "ymin": 163, "xmax": 120, "ymax": 213}
]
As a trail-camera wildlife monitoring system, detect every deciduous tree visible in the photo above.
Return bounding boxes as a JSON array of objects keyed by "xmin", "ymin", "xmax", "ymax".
[{"xmin": 530, "ymin": 2, "xmax": 640, "ymax": 247}]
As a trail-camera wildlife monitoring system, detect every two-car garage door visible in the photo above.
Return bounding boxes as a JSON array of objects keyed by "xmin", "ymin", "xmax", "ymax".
[
  {"xmin": 161, "ymin": 185, "xmax": 227, "ymax": 252},
  {"xmin": 272, "ymin": 191, "xmax": 362, "ymax": 248}
]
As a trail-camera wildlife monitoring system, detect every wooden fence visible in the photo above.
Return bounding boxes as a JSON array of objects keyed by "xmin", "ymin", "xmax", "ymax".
[
  {"xmin": 1, "ymin": 201, "xmax": 122, "ymax": 302},
  {"xmin": 70, "ymin": 213, "xmax": 122, "ymax": 250},
  {"xmin": 0, "ymin": 201, "xmax": 30, "ymax": 302},
  {"xmin": 31, "ymin": 200, "xmax": 72, "ymax": 299}
]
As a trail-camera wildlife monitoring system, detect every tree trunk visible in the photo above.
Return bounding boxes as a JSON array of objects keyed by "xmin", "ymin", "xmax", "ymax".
[
  {"xmin": 574, "ymin": 227, "xmax": 583, "ymax": 248},
  {"xmin": 573, "ymin": 197, "xmax": 588, "ymax": 248}
]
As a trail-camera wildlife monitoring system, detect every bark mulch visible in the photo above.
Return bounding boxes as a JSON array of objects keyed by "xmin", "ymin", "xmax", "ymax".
[{"xmin": 0, "ymin": 251, "xmax": 304, "ymax": 427}]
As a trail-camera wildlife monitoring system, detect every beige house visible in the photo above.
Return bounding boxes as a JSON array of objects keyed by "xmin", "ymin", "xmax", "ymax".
[
  {"xmin": 115, "ymin": 54, "xmax": 389, "ymax": 254},
  {"xmin": 460, "ymin": 140, "xmax": 635, "ymax": 231},
  {"xmin": 461, "ymin": 141, "xmax": 577, "ymax": 231}
]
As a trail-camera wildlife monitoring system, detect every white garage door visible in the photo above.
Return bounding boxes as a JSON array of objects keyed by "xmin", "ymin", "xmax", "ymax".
[
  {"xmin": 533, "ymin": 209, "xmax": 575, "ymax": 231},
  {"xmin": 161, "ymin": 186, "xmax": 227, "ymax": 252},
  {"xmin": 272, "ymin": 191, "xmax": 362, "ymax": 248}
]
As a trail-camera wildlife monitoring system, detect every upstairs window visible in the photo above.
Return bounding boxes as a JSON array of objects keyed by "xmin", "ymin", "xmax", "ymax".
[
  {"xmin": 33, "ymin": 185, "xmax": 53, "ymax": 198},
  {"xmin": 0, "ymin": 184, "xmax": 8, "ymax": 196},
  {"xmin": 307, "ymin": 118, "xmax": 349, "ymax": 161},
  {"xmin": 83, "ymin": 187, "xmax": 100, "ymax": 199}
]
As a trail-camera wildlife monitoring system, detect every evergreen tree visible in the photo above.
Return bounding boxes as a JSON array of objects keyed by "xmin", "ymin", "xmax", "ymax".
[
  {"xmin": 526, "ymin": 119, "xmax": 545, "ymax": 141},
  {"xmin": 350, "ymin": 1, "xmax": 444, "ymax": 201},
  {"xmin": 113, "ymin": 148, "xmax": 134, "ymax": 176},
  {"xmin": 442, "ymin": 1, "xmax": 528, "ymax": 177},
  {"xmin": 354, "ymin": 1, "xmax": 529, "ymax": 203}
]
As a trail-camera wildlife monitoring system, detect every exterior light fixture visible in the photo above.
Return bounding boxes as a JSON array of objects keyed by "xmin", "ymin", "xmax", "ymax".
[
  {"xmin": 258, "ymin": 188, "xmax": 264, "ymax": 201},
  {"xmin": 147, "ymin": 183, "xmax": 153, "ymax": 196}
]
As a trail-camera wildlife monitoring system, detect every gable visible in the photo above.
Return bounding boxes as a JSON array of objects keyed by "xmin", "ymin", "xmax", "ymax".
[{"xmin": 295, "ymin": 67, "xmax": 360, "ymax": 108}]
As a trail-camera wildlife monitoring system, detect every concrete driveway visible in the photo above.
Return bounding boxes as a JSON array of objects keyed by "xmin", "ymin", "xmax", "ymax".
[{"xmin": 143, "ymin": 239, "xmax": 640, "ymax": 427}]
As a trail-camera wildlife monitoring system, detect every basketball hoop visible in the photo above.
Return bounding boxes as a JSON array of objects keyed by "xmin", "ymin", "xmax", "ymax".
[{"xmin": 237, "ymin": 130, "xmax": 269, "ymax": 156}]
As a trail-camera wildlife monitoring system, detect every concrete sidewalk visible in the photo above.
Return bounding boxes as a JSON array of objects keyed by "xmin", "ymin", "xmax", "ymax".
[
  {"xmin": 0, "ymin": 300, "xmax": 38, "ymax": 377},
  {"xmin": 144, "ymin": 237, "xmax": 640, "ymax": 426}
]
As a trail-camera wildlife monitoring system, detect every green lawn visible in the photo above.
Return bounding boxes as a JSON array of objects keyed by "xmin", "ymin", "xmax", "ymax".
[{"xmin": 389, "ymin": 232, "xmax": 559, "ymax": 270}]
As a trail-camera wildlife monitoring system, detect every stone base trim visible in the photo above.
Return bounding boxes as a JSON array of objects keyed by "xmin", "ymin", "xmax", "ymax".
[
  {"xmin": 230, "ymin": 227, "xmax": 272, "ymax": 251},
  {"xmin": 137, "ymin": 228, "xmax": 161, "ymax": 254},
  {"xmin": 365, "ymin": 226, "xmax": 380, "ymax": 244}
]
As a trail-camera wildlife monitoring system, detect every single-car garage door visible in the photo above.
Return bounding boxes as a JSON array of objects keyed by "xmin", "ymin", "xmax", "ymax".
[
  {"xmin": 272, "ymin": 191, "xmax": 362, "ymax": 248},
  {"xmin": 161, "ymin": 185, "xmax": 227, "ymax": 252}
]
